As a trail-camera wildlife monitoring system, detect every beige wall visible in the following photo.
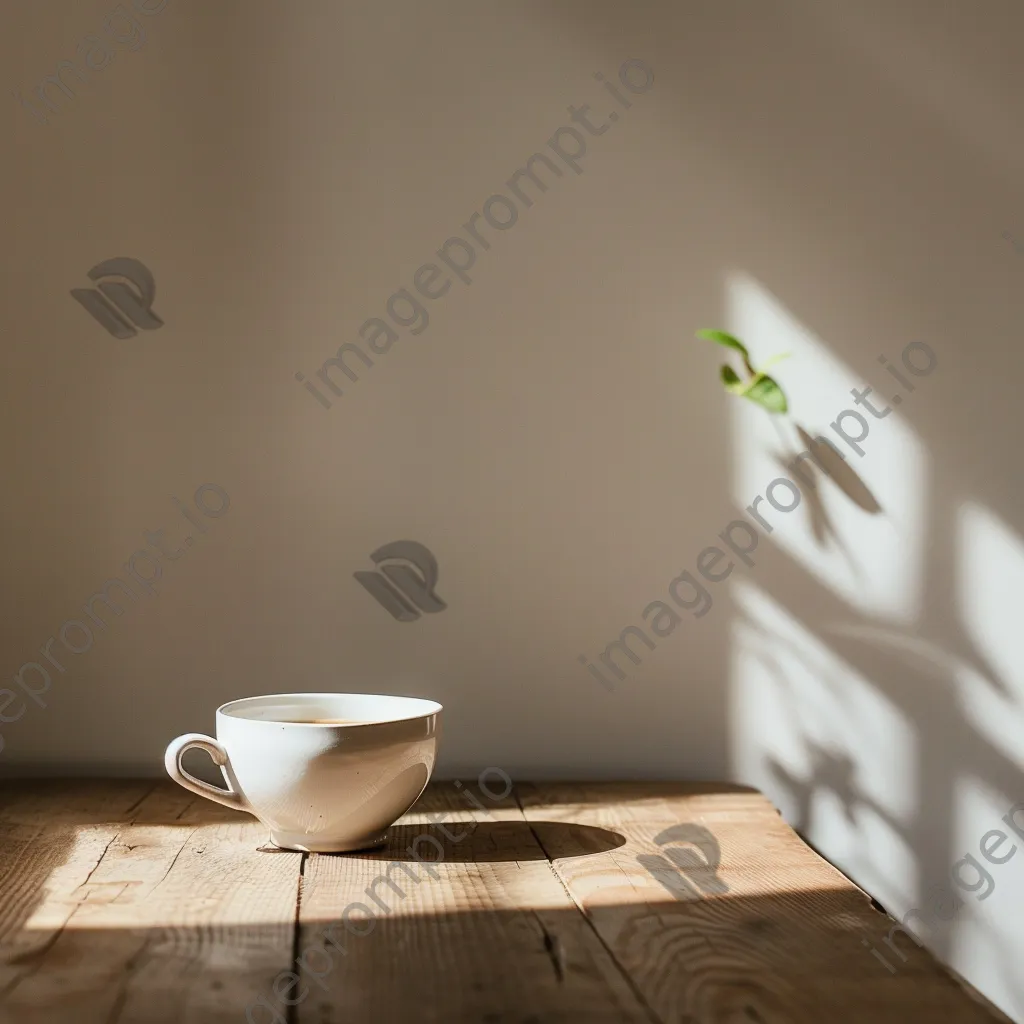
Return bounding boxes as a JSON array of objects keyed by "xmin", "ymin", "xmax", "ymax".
[{"xmin": 3, "ymin": 0, "xmax": 1024, "ymax": 1017}]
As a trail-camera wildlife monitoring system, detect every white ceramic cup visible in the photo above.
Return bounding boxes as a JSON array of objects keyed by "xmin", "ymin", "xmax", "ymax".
[{"xmin": 163, "ymin": 692, "xmax": 441, "ymax": 852}]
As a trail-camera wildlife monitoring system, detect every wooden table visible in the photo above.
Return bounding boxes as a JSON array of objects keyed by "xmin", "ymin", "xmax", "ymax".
[{"xmin": 0, "ymin": 779, "xmax": 1010, "ymax": 1023}]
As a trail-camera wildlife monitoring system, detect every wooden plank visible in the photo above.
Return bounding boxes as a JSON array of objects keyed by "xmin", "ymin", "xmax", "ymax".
[
  {"xmin": 518, "ymin": 782, "xmax": 1011, "ymax": 1024},
  {"xmin": 0, "ymin": 780, "xmax": 302, "ymax": 1024},
  {"xmin": 291, "ymin": 779, "xmax": 656, "ymax": 1024},
  {"xmin": 0, "ymin": 779, "xmax": 158, "ymax": 997},
  {"xmin": 1, "ymin": 779, "xmax": 1009, "ymax": 1023}
]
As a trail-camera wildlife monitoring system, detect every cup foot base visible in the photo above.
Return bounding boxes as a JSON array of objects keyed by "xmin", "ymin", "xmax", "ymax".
[{"xmin": 267, "ymin": 829, "xmax": 390, "ymax": 854}]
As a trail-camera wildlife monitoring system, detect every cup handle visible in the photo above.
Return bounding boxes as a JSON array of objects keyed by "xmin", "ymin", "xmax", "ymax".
[{"xmin": 164, "ymin": 733, "xmax": 250, "ymax": 813}]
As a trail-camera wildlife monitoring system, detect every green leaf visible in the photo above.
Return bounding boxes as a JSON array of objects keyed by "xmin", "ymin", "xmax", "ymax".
[
  {"xmin": 741, "ymin": 373, "xmax": 788, "ymax": 414},
  {"xmin": 759, "ymin": 351, "xmax": 791, "ymax": 371},
  {"xmin": 720, "ymin": 364, "xmax": 743, "ymax": 392},
  {"xmin": 696, "ymin": 329, "xmax": 749, "ymax": 359}
]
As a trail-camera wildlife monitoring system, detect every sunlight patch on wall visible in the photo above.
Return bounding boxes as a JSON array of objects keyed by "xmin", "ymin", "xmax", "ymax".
[
  {"xmin": 956, "ymin": 502, "xmax": 1024, "ymax": 771},
  {"xmin": 948, "ymin": 775, "xmax": 1024, "ymax": 1001},
  {"xmin": 726, "ymin": 271, "xmax": 927, "ymax": 624},
  {"xmin": 731, "ymin": 579, "xmax": 917, "ymax": 906}
]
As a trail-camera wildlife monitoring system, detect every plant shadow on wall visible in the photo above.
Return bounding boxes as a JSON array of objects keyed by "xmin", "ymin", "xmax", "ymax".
[
  {"xmin": 697, "ymin": 328, "xmax": 883, "ymax": 549},
  {"xmin": 577, "ymin": 331, "xmax": 916, "ymax": 698},
  {"xmin": 705, "ymin": 322, "xmax": 1023, "ymax": 993},
  {"xmin": 696, "ymin": 328, "xmax": 1024, "ymax": 974},
  {"xmin": 544, "ymin": 1, "xmax": 1024, "ymax": 1010}
]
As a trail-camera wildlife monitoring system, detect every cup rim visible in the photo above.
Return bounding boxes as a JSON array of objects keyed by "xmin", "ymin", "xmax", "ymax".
[{"xmin": 216, "ymin": 692, "xmax": 443, "ymax": 726}]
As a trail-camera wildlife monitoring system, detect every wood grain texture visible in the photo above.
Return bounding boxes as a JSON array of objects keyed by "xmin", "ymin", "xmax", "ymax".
[
  {"xmin": 0, "ymin": 779, "xmax": 1011, "ymax": 1024},
  {"xmin": 517, "ymin": 782, "xmax": 1013, "ymax": 1024},
  {"xmin": 291, "ymin": 780, "xmax": 653, "ymax": 1024},
  {"xmin": 0, "ymin": 780, "xmax": 300, "ymax": 1024}
]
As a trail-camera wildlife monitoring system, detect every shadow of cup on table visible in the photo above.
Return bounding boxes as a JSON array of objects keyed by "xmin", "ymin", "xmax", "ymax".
[{"xmin": 339, "ymin": 820, "xmax": 627, "ymax": 864}]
